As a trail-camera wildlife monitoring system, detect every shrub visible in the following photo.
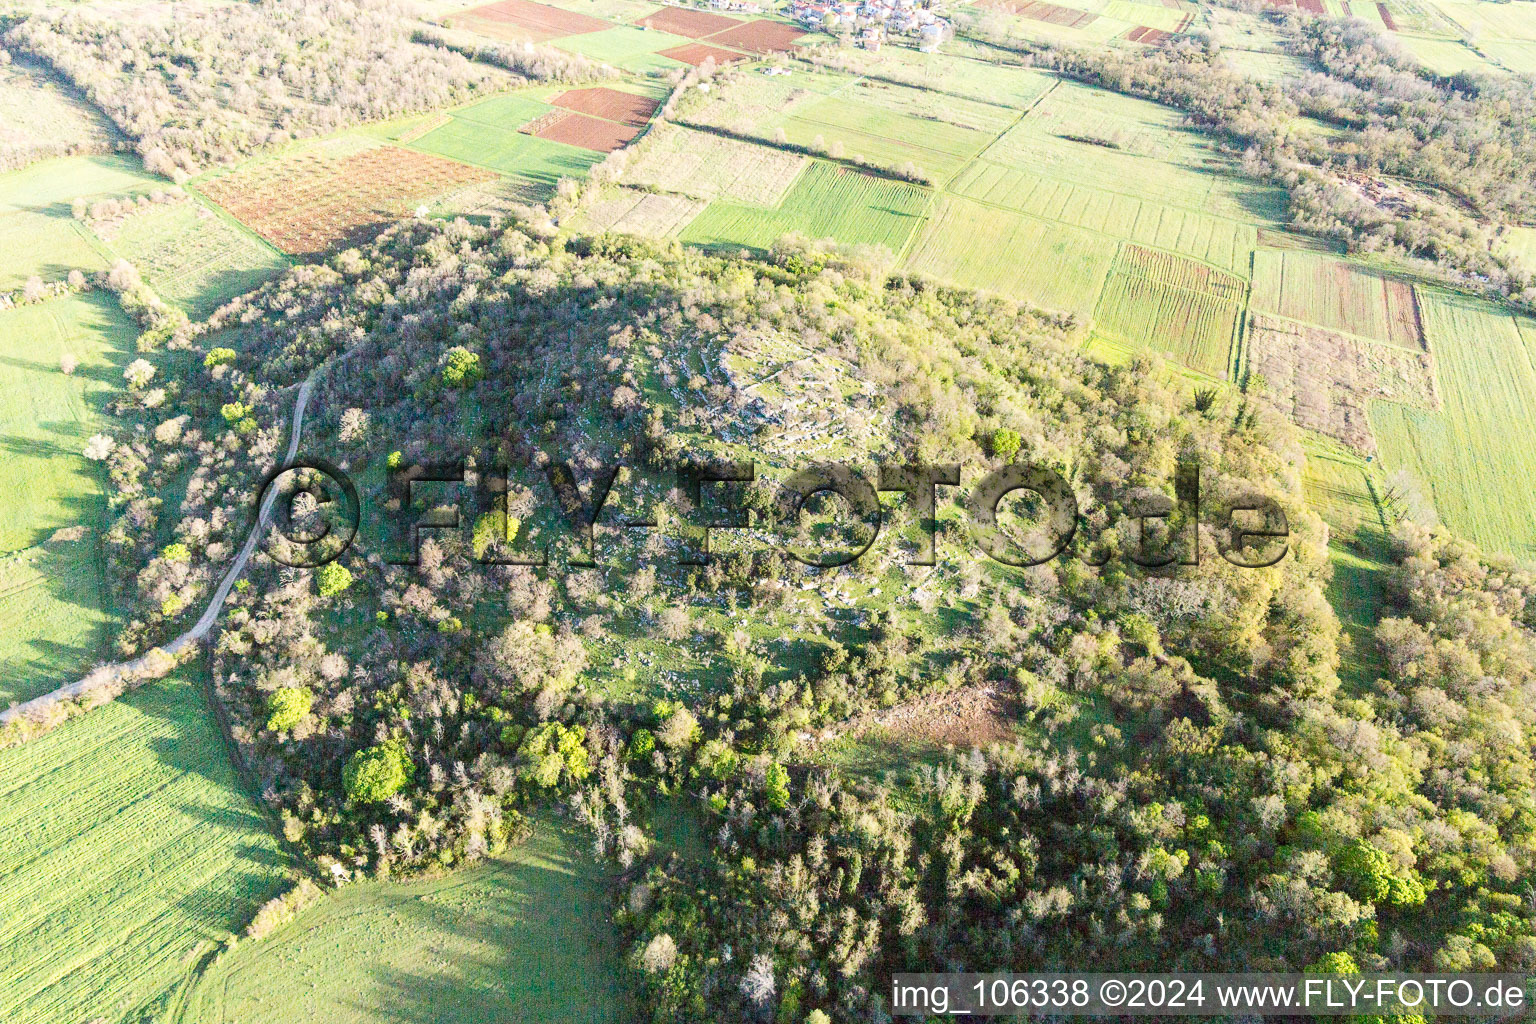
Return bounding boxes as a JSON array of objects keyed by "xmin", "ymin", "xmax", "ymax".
[
  {"xmin": 204, "ymin": 347, "xmax": 237, "ymax": 367},
  {"xmin": 161, "ymin": 542, "xmax": 190, "ymax": 562},
  {"xmin": 628, "ymin": 728, "xmax": 656, "ymax": 761},
  {"xmin": 316, "ymin": 562, "xmax": 353, "ymax": 597},
  {"xmin": 266, "ymin": 686, "xmax": 314, "ymax": 732},
  {"xmin": 220, "ymin": 401, "xmax": 249, "ymax": 423},
  {"xmin": 343, "ymin": 740, "xmax": 413, "ymax": 802}
]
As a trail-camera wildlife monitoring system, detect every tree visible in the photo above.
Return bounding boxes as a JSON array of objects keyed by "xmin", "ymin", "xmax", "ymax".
[
  {"xmin": 124, "ymin": 358, "xmax": 155, "ymax": 389},
  {"xmin": 316, "ymin": 562, "xmax": 353, "ymax": 597},
  {"xmin": 266, "ymin": 686, "xmax": 314, "ymax": 732},
  {"xmin": 343, "ymin": 740, "xmax": 413, "ymax": 802},
  {"xmin": 765, "ymin": 761, "xmax": 790, "ymax": 810},
  {"xmin": 990, "ymin": 427, "xmax": 1022, "ymax": 462},
  {"xmin": 441, "ymin": 346, "xmax": 483, "ymax": 387}
]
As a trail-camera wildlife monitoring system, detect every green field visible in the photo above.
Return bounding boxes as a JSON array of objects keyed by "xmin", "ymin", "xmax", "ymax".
[
  {"xmin": 681, "ymin": 159, "xmax": 930, "ymax": 255},
  {"xmin": 172, "ymin": 819, "xmax": 622, "ymax": 1024},
  {"xmin": 0, "ymin": 154, "xmax": 162, "ymax": 291},
  {"xmin": 778, "ymin": 94, "xmax": 995, "ymax": 184},
  {"xmin": 904, "ymin": 196, "xmax": 1117, "ymax": 320},
  {"xmin": 0, "ymin": 665, "xmax": 290, "ymax": 1023},
  {"xmin": 1371, "ymin": 291, "xmax": 1536, "ymax": 559},
  {"xmin": 1092, "ymin": 245, "xmax": 1245, "ymax": 377},
  {"xmin": 554, "ymin": 25, "xmax": 691, "ymax": 71},
  {"xmin": 0, "ymin": 291, "xmax": 134, "ymax": 705},
  {"xmin": 99, "ymin": 200, "xmax": 287, "ymax": 317},
  {"xmin": 949, "ymin": 160, "xmax": 1257, "ymax": 273},
  {"xmin": 407, "ymin": 92, "xmax": 608, "ymax": 192},
  {"xmin": 984, "ymin": 81, "xmax": 1287, "ymax": 224}
]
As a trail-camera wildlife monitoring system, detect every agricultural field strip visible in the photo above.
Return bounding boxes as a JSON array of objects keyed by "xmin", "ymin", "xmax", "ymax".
[{"xmin": 949, "ymin": 158, "xmax": 1256, "ymax": 274}]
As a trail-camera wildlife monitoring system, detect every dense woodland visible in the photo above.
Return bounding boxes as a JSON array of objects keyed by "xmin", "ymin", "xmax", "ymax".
[
  {"xmin": 75, "ymin": 210, "xmax": 1536, "ymax": 1019},
  {"xmin": 2, "ymin": 0, "xmax": 502, "ymax": 175}
]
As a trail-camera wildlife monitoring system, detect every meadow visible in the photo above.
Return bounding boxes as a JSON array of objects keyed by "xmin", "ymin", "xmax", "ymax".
[
  {"xmin": 553, "ymin": 24, "xmax": 692, "ymax": 71},
  {"xmin": 680, "ymin": 159, "xmax": 931, "ymax": 255},
  {"xmin": 0, "ymin": 664, "xmax": 290, "ymax": 1024},
  {"xmin": 903, "ymin": 197, "xmax": 1117, "ymax": 320},
  {"xmin": 0, "ymin": 154, "xmax": 162, "ymax": 291},
  {"xmin": 170, "ymin": 818, "xmax": 622, "ymax": 1024},
  {"xmin": 1370, "ymin": 291, "xmax": 1536, "ymax": 558},
  {"xmin": 96, "ymin": 200, "xmax": 288, "ymax": 318},
  {"xmin": 0, "ymin": 291, "xmax": 133, "ymax": 706},
  {"xmin": 0, "ymin": 59, "xmax": 116, "ymax": 171}
]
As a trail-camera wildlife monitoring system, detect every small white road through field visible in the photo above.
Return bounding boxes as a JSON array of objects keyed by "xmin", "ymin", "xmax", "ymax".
[{"xmin": 0, "ymin": 376, "xmax": 317, "ymax": 726}]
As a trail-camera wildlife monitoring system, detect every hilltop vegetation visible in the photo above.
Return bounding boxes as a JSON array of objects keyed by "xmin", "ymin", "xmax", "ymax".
[{"xmin": 64, "ymin": 212, "xmax": 1536, "ymax": 1019}]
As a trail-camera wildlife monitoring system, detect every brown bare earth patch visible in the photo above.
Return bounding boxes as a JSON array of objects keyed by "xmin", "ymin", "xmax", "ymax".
[
  {"xmin": 975, "ymin": 0, "xmax": 1097, "ymax": 27},
  {"xmin": 808, "ymin": 685, "xmax": 1018, "ymax": 751},
  {"xmin": 638, "ymin": 6, "xmax": 742, "ymax": 36},
  {"xmin": 456, "ymin": 0, "xmax": 609, "ymax": 41},
  {"xmin": 1248, "ymin": 312, "xmax": 1439, "ymax": 454},
  {"xmin": 533, "ymin": 112, "xmax": 642, "ymax": 152},
  {"xmin": 658, "ymin": 42, "xmax": 750, "ymax": 66},
  {"xmin": 1126, "ymin": 25, "xmax": 1172, "ymax": 43},
  {"xmin": 1376, "ymin": 2, "xmax": 1398, "ymax": 29},
  {"xmin": 704, "ymin": 19, "xmax": 808, "ymax": 53},
  {"xmin": 550, "ymin": 87, "xmax": 659, "ymax": 127},
  {"xmin": 199, "ymin": 145, "xmax": 495, "ymax": 256}
]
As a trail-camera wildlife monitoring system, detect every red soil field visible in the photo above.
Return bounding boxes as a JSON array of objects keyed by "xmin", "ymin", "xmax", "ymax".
[
  {"xmin": 1264, "ymin": 0, "xmax": 1325, "ymax": 12},
  {"xmin": 534, "ymin": 112, "xmax": 643, "ymax": 152},
  {"xmin": 975, "ymin": 0, "xmax": 1097, "ymax": 28},
  {"xmin": 199, "ymin": 146, "xmax": 495, "ymax": 256},
  {"xmin": 638, "ymin": 6, "xmax": 743, "ymax": 36},
  {"xmin": 704, "ymin": 19, "xmax": 808, "ymax": 53},
  {"xmin": 1126, "ymin": 24, "xmax": 1172, "ymax": 42},
  {"xmin": 550, "ymin": 87, "xmax": 660, "ymax": 127},
  {"xmin": 1377, "ymin": 2, "xmax": 1398, "ymax": 28},
  {"xmin": 456, "ymin": 0, "xmax": 608, "ymax": 41},
  {"xmin": 658, "ymin": 42, "xmax": 750, "ymax": 65}
]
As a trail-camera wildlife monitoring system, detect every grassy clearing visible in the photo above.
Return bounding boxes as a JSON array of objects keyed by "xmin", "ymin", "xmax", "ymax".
[
  {"xmin": 172, "ymin": 817, "xmax": 621, "ymax": 1024},
  {"xmin": 624, "ymin": 124, "xmax": 807, "ymax": 205},
  {"xmin": 1395, "ymin": 36, "xmax": 1503, "ymax": 75},
  {"xmin": 950, "ymin": 160, "xmax": 1257, "ymax": 273},
  {"xmin": 0, "ymin": 662, "xmax": 290, "ymax": 1024},
  {"xmin": 1092, "ymin": 245, "xmax": 1246, "ymax": 377},
  {"xmin": 1251, "ymin": 249, "xmax": 1422, "ymax": 349},
  {"xmin": 0, "ymin": 291, "xmax": 135, "ymax": 705},
  {"xmin": 1302, "ymin": 438, "xmax": 1390, "ymax": 692},
  {"xmin": 1480, "ymin": 40, "xmax": 1536, "ymax": 74},
  {"xmin": 680, "ymin": 159, "xmax": 930, "ymax": 255},
  {"xmin": 98, "ymin": 200, "xmax": 287, "ymax": 318},
  {"xmin": 1371, "ymin": 290, "xmax": 1536, "ymax": 559},
  {"xmin": 904, "ymin": 196, "xmax": 1116, "ymax": 321}
]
